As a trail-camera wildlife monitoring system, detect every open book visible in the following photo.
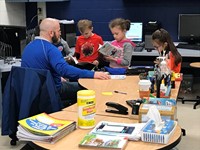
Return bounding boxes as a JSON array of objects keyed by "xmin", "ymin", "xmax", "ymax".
[
  {"xmin": 17, "ymin": 113, "xmax": 76, "ymax": 144},
  {"xmin": 66, "ymin": 55, "xmax": 96, "ymax": 70},
  {"xmin": 98, "ymin": 42, "xmax": 122, "ymax": 57}
]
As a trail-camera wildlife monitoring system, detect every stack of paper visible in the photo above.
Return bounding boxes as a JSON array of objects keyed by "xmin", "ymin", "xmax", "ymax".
[{"xmin": 17, "ymin": 113, "xmax": 76, "ymax": 144}]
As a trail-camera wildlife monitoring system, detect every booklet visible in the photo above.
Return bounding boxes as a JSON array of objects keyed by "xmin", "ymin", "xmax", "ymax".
[
  {"xmin": 88, "ymin": 121, "xmax": 146, "ymax": 141},
  {"xmin": 17, "ymin": 113, "xmax": 76, "ymax": 144},
  {"xmin": 79, "ymin": 133, "xmax": 128, "ymax": 150},
  {"xmin": 98, "ymin": 42, "xmax": 122, "ymax": 58}
]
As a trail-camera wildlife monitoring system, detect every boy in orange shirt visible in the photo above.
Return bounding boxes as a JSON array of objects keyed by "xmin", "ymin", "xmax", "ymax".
[{"xmin": 74, "ymin": 19, "xmax": 103, "ymax": 66}]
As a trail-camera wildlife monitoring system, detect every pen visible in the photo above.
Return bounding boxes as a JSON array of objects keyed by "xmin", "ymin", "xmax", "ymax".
[{"xmin": 114, "ymin": 90, "xmax": 127, "ymax": 95}]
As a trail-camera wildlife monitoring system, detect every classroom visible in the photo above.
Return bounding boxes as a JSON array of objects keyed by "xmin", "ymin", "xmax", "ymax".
[{"xmin": 0, "ymin": 0, "xmax": 200, "ymax": 150}]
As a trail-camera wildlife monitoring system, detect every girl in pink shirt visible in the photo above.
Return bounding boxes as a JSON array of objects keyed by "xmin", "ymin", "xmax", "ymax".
[{"xmin": 104, "ymin": 18, "xmax": 136, "ymax": 68}]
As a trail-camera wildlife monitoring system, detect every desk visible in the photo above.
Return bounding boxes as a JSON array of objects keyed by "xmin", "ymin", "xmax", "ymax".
[
  {"xmin": 31, "ymin": 111, "xmax": 182, "ymax": 150},
  {"xmin": 63, "ymin": 76, "xmax": 181, "ymax": 118},
  {"xmin": 0, "ymin": 60, "xmax": 21, "ymax": 126},
  {"xmin": 190, "ymin": 62, "xmax": 200, "ymax": 68},
  {"xmin": 133, "ymin": 48, "xmax": 200, "ymax": 58},
  {"xmin": 189, "ymin": 62, "xmax": 200, "ymax": 109}
]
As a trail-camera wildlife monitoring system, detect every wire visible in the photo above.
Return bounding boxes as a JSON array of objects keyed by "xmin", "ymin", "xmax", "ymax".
[{"xmin": 26, "ymin": 14, "xmax": 39, "ymax": 31}]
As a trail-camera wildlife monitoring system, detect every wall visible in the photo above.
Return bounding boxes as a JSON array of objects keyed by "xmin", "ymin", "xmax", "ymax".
[
  {"xmin": 36, "ymin": 0, "xmax": 200, "ymax": 41},
  {"xmin": 0, "ymin": 0, "xmax": 26, "ymax": 26}
]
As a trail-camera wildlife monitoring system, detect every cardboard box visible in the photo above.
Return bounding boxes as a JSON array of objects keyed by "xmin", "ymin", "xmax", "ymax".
[{"xmin": 138, "ymin": 104, "xmax": 176, "ymax": 123}]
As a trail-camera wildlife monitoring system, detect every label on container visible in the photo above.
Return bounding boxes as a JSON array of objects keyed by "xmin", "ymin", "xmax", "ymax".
[{"xmin": 77, "ymin": 90, "xmax": 96, "ymax": 129}]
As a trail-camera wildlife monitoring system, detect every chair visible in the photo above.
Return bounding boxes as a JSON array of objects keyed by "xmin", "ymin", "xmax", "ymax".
[
  {"xmin": 1, "ymin": 66, "xmax": 62, "ymax": 145},
  {"xmin": 179, "ymin": 62, "xmax": 200, "ymax": 109}
]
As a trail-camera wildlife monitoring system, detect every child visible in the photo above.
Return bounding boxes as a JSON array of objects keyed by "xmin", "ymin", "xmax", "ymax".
[
  {"xmin": 53, "ymin": 37, "xmax": 74, "ymax": 57},
  {"xmin": 104, "ymin": 18, "xmax": 136, "ymax": 68},
  {"xmin": 74, "ymin": 19, "xmax": 103, "ymax": 66},
  {"xmin": 152, "ymin": 28, "xmax": 182, "ymax": 73}
]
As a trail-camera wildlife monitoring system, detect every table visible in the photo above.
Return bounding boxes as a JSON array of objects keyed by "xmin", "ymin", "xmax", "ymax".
[
  {"xmin": 190, "ymin": 62, "xmax": 200, "ymax": 68},
  {"xmin": 63, "ymin": 76, "xmax": 181, "ymax": 118},
  {"xmin": 190, "ymin": 62, "xmax": 200, "ymax": 109},
  {"xmin": 31, "ymin": 110, "xmax": 182, "ymax": 150},
  {"xmin": 0, "ymin": 60, "xmax": 21, "ymax": 126}
]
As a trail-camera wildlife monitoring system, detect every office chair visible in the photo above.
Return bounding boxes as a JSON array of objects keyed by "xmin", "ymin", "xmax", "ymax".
[
  {"xmin": 179, "ymin": 96, "xmax": 200, "ymax": 109},
  {"xmin": 1, "ymin": 66, "xmax": 62, "ymax": 145}
]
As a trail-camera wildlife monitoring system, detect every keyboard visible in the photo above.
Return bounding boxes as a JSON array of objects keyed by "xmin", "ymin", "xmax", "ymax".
[{"xmin": 176, "ymin": 43, "xmax": 200, "ymax": 50}]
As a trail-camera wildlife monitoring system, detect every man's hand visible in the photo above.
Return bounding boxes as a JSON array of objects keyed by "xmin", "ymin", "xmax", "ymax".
[{"xmin": 94, "ymin": 72, "xmax": 110, "ymax": 80}]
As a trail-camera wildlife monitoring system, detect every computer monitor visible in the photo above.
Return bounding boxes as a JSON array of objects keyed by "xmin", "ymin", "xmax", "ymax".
[
  {"xmin": 126, "ymin": 22, "xmax": 143, "ymax": 42},
  {"xmin": 178, "ymin": 14, "xmax": 200, "ymax": 44}
]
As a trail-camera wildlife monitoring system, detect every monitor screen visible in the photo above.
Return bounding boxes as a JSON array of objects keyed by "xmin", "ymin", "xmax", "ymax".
[
  {"xmin": 126, "ymin": 22, "xmax": 143, "ymax": 42},
  {"xmin": 178, "ymin": 14, "xmax": 200, "ymax": 44}
]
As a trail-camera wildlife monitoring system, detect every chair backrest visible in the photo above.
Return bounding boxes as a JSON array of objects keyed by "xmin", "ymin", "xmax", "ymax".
[{"xmin": 1, "ymin": 66, "xmax": 62, "ymax": 140}]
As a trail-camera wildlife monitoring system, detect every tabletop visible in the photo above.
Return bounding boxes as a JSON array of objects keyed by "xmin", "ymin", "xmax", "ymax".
[
  {"xmin": 32, "ymin": 111, "xmax": 182, "ymax": 150},
  {"xmin": 190, "ymin": 62, "xmax": 200, "ymax": 68},
  {"xmin": 63, "ymin": 76, "xmax": 181, "ymax": 118}
]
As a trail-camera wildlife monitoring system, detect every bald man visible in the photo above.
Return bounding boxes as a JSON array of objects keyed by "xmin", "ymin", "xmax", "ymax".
[{"xmin": 21, "ymin": 18, "xmax": 110, "ymax": 107}]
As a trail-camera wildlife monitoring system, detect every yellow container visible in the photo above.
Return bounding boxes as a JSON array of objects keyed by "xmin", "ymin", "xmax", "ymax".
[{"xmin": 77, "ymin": 90, "xmax": 96, "ymax": 129}]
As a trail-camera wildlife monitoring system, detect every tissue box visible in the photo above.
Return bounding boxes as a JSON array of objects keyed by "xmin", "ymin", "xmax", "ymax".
[
  {"xmin": 138, "ymin": 104, "xmax": 176, "ymax": 123},
  {"xmin": 148, "ymin": 98, "xmax": 176, "ymax": 106},
  {"xmin": 141, "ymin": 119, "xmax": 177, "ymax": 144}
]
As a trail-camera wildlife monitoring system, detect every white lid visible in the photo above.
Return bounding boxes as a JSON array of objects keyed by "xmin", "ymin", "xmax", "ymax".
[{"xmin": 139, "ymin": 80, "xmax": 151, "ymax": 86}]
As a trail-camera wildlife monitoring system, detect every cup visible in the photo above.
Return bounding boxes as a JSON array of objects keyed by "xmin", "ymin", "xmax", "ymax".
[{"xmin": 138, "ymin": 80, "xmax": 151, "ymax": 99}]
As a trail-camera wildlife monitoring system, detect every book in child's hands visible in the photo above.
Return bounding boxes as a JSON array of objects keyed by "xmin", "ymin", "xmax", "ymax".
[
  {"xmin": 65, "ymin": 55, "xmax": 96, "ymax": 70},
  {"xmin": 79, "ymin": 133, "xmax": 128, "ymax": 150},
  {"xmin": 98, "ymin": 42, "xmax": 122, "ymax": 57},
  {"xmin": 17, "ymin": 113, "xmax": 76, "ymax": 144}
]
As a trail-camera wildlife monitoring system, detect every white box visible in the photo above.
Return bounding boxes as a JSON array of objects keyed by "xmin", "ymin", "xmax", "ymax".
[{"xmin": 141, "ymin": 120, "xmax": 177, "ymax": 144}]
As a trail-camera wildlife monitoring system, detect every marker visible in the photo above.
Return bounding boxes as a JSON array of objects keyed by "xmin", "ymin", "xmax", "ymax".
[{"xmin": 114, "ymin": 90, "xmax": 127, "ymax": 95}]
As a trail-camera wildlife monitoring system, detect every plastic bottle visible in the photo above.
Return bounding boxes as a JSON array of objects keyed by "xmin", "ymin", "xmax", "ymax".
[{"xmin": 77, "ymin": 90, "xmax": 96, "ymax": 129}]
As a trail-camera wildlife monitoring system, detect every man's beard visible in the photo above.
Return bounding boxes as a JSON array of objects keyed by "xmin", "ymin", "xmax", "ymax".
[{"xmin": 52, "ymin": 32, "xmax": 59, "ymax": 43}]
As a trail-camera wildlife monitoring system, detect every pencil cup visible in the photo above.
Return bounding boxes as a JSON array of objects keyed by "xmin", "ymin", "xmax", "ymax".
[
  {"xmin": 77, "ymin": 90, "xmax": 96, "ymax": 129},
  {"xmin": 138, "ymin": 80, "xmax": 151, "ymax": 99}
]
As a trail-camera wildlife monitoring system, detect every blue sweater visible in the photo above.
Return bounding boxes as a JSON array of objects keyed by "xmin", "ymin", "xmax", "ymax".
[{"xmin": 21, "ymin": 38, "xmax": 94, "ymax": 89}]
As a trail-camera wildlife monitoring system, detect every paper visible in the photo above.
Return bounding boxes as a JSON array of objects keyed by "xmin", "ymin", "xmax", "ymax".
[
  {"xmin": 110, "ymin": 75, "xmax": 126, "ymax": 80},
  {"xmin": 146, "ymin": 105, "xmax": 164, "ymax": 130},
  {"xmin": 102, "ymin": 92, "xmax": 113, "ymax": 96}
]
